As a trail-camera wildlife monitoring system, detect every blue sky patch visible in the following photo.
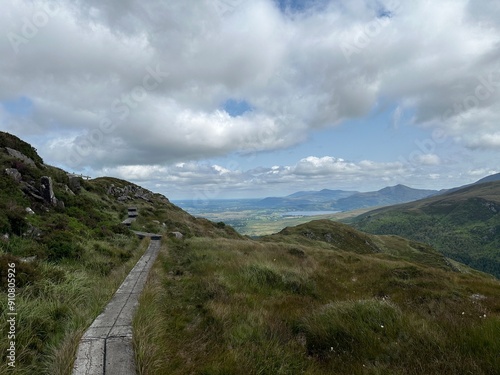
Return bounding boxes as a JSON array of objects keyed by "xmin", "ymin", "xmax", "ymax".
[
  {"xmin": 2, "ymin": 96, "xmax": 34, "ymax": 116},
  {"xmin": 274, "ymin": 0, "xmax": 324, "ymax": 13},
  {"xmin": 223, "ymin": 99, "xmax": 253, "ymax": 117}
]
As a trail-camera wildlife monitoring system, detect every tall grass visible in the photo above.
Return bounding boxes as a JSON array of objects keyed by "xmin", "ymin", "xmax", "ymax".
[
  {"xmin": 134, "ymin": 236, "xmax": 500, "ymax": 375},
  {"xmin": 0, "ymin": 235, "xmax": 149, "ymax": 374}
]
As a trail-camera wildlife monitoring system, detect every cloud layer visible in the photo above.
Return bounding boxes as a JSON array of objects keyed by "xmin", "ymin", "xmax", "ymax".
[{"xmin": 1, "ymin": 0, "xmax": 499, "ymax": 197}]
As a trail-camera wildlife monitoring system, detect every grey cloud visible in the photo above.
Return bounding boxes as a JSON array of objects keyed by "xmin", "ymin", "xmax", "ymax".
[{"xmin": 1, "ymin": 0, "xmax": 500, "ymax": 174}]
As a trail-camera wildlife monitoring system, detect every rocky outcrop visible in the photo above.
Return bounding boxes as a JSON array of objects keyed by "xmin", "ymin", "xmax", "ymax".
[
  {"xmin": 40, "ymin": 176, "xmax": 58, "ymax": 206},
  {"xmin": 5, "ymin": 168, "xmax": 22, "ymax": 182},
  {"xmin": 21, "ymin": 182, "xmax": 44, "ymax": 202},
  {"xmin": 5, "ymin": 147, "xmax": 36, "ymax": 167},
  {"xmin": 107, "ymin": 184, "xmax": 152, "ymax": 202}
]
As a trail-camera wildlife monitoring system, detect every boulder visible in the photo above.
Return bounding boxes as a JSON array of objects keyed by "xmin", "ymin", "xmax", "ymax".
[
  {"xmin": 169, "ymin": 231, "xmax": 184, "ymax": 240},
  {"xmin": 63, "ymin": 185, "xmax": 75, "ymax": 195},
  {"xmin": 5, "ymin": 168, "xmax": 22, "ymax": 182},
  {"xmin": 25, "ymin": 207, "xmax": 35, "ymax": 215},
  {"xmin": 40, "ymin": 176, "xmax": 58, "ymax": 206},
  {"xmin": 68, "ymin": 175, "xmax": 82, "ymax": 194}
]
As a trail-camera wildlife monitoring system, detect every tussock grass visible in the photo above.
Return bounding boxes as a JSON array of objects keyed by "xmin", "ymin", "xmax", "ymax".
[
  {"xmin": 134, "ymin": 235, "xmax": 500, "ymax": 375},
  {"xmin": 0, "ymin": 235, "xmax": 149, "ymax": 374}
]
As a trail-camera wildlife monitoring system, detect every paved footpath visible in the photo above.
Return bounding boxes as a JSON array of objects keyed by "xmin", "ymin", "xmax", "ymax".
[{"xmin": 72, "ymin": 238, "xmax": 161, "ymax": 375}]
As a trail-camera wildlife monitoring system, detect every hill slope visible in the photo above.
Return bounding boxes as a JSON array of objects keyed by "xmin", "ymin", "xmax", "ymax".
[
  {"xmin": 262, "ymin": 219, "xmax": 456, "ymax": 271},
  {"xmin": 135, "ymin": 219, "xmax": 500, "ymax": 375},
  {"xmin": 0, "ymin": 131, "xmax": 240, "ymax": 373},
  {"xmin": 353, "ymin": 181, "xmax": 500, "ymax": 277}
]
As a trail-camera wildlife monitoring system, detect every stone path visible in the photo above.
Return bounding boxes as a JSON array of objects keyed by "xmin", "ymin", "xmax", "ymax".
[
  {"xmin": 72, "ymin": 234, "xmax": 162, "ymax": 375},
  {"xmin": 121, "ymin": 207, "xmax": 138, "ymax": 227}
]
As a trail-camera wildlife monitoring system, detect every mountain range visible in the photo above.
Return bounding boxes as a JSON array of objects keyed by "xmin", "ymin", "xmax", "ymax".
[{"xmin": 257, "ymin": 184, "xmax": 438, "ymax": 211}]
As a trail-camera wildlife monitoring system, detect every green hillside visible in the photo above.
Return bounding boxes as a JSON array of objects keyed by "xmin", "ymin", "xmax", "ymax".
[
  {"xmin": 352, "ymin": 182, "xmax": 500, "ymax": 278},
  {"xmin": 0, "ymin": 132, "xmax": 238, "ymax": 374},
  {"xmin": 1, "ymin": 131, "xmax": 500, "ymax": 374},
  {"xmin": 135, "ymin": 220, "xmax": 500, "ymax": 375}
]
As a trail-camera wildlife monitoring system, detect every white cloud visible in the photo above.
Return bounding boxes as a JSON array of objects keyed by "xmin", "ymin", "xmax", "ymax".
[
  {"xmin": 415, "ymin": 154, "xmax": 441, "ymax": 166},
  {"xmin": 98, "ymin": 155, "xmax": 416, "ymax": 198},
  {"xmin": 467, "ymin": 168, "xmax": 499, "ymax": 177},
  {"xmin": 464, "ymin": 132, "xmax": 500, "ymax": 150},
  {"xmin": 1, "ymin": 0, "xmax": 499, "ymax": 196}
]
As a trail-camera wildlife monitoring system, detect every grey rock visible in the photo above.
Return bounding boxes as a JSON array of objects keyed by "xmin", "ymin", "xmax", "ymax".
[
  {"xmin": 40, "ymin": 176, "xmax": 58, "ymax": 206},
  {"xmin": 470, "ymin": 293, "xmax": 486, "ymax": 301},
  {"xmin": 5, "ymin": 147, "xmax": 36, "ymax": 166},
  {"xmin": 169, "ymin": 231, "xmax": 184, "ymax": 240},
  {"xmin": 21, "ymin": 182, "xmax": 45, "ymax": 202},
  {"xmin": 5, "ymin": 168, "xmax": 22, "ymax": 182},
  {"xmin": 68, "ymin": 175, "xmax": 82, "ymax": 194},
  {"xmin": 25, "ymin": 207, "xmax": 35, "ymax": 215},
  {"xmin": 20, "ymin": 256, "xmax": 37, "ymax": 263},
  {"xmin": 1, "ymin": 233, "xmax": 9, "ymax": 242},
  {"xmin": 23, "ymin": 224, "xmax": 42, "ymax": 239},
  {"xmin": 108, "ymin": 184, "xmax": 153, "ymax": 202},
  {"xmin": 63, "ymin": 184, "xmax": 75, "ymax": 196}
]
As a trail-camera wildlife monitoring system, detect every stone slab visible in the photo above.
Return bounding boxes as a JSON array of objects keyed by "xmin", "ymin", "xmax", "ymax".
[
  {"xmin": 105, "ymin": 337, "xmax": 136, "ymax": 375},
  {"xmin": 72, "ymin": 339, "xmax": 105, "ymax": 375}
]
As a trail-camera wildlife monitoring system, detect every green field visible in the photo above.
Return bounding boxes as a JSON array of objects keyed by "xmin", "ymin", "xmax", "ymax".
[{"xmin": 182, "ymin": 207, "xmax": 376, "ymax": 236}]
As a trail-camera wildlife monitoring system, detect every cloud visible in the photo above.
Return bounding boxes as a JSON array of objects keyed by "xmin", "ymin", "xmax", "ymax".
[
  {"xmin": 467, "ymin": 168, "xmax": 499, "ymax": 177},
  {"xmin": 1, "ymin": 0, "xmax": 499, "ymax": 187},
  {"xmin": 95, "ymin": 155, "xmax": 416, "ymax": 199},
  {"xmin": 415, "ymin": 154, "xmax": 441, "ymax": 166}
]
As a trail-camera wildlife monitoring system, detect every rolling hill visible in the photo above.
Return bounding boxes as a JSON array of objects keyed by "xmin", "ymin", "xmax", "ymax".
[{"xmin": 353, "ymin": 181, "xmax": 500, "ymax": 278}]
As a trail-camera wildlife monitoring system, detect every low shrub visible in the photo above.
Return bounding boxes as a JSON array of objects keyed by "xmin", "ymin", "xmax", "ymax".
[
  {"xmin": 43, "ymin": 231, "xmax": 83, "ymax": 261},
  {"xmin": 300, "ymin": 299, "xmax": 403, "ymax": 361},
  {"xmin": 0, "ymin": 253, "xmax": 39, "ymax": 290}
]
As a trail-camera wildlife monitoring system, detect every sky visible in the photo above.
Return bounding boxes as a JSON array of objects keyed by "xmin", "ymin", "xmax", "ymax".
[{"xmin": 1, "ymin": 0, "xmax": 500, "ymax": 199}]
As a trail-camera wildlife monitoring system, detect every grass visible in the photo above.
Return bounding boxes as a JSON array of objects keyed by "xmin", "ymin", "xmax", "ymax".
[
  {"xmin": 0, "ymin": 233, "xmax": 149, "ymax": 375},
  {"xmin": 134, "ymin": 233, "xmax": 500, "ymax": 374}
]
